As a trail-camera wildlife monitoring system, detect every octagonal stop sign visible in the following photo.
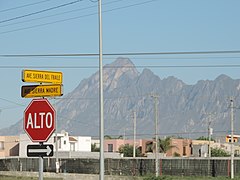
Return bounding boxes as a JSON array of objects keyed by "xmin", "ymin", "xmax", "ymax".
[{"xmin": 24, "ymin": 99, "xmax": 55, "ymax": 142}]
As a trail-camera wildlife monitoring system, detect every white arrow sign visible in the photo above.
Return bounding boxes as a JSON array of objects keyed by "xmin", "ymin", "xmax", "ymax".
[
  {"xmin": 27, "ymin": 144, "xmax": 53, "ymax": 157},
  {"xmin": 28, "ymin": 145, "xmax": 52, "ymax": 155}
]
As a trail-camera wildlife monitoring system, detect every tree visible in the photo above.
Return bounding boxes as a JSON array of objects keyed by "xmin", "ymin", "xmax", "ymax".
[
  {"xmin": 196, "ymin": 136, "xmax": 215, "ymax": 141},
  {"xmin": 117, "ymin": 135, "xmax": 124, "ymax": 139},
  {"xmin": 173, "ymin": 152, "xmax": 180, "ymax": 157},
  {"xmin": 158, "ymin": 136, "xmax": 172, "ymax": 153},
  {"xmin": 146, "ymin": 136, "xmax": 173, "ymax": 153},
  {"xmin": 104, "ymin": 135, "xmax": 112, "ymax": 139},
  {"xmin": 211, "ymin": 147, "xmax": 229, "ymax": 157},
  {"xmin": 91, "ymin": 143, "xmax": 100, "ymax": 152},
  {"xmin": 104, "ymin": 135, "xmax": 124, "ymax": 139},
  {"xmin": 118, "ymin": 144, "xmax": 141, "ymax": 157},
  {"xmin": 146, "ymin": 141, "xmax": 154, "ymax": 153}
]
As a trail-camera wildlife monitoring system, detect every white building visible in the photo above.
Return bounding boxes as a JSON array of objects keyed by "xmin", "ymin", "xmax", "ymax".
[{"xmin": 19, "ymin": 130, "xmax": 91, "ymax": 157}]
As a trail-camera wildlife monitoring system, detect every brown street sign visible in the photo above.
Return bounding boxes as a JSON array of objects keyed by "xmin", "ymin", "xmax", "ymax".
[{"xmin": 21, "ymin": 84, "xmax": 63, "ymax": 98}]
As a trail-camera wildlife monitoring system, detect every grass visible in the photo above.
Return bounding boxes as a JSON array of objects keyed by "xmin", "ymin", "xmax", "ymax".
[
  {"xmin": 0, "ymin": 175, "xmax": 63, "ymax": 180},
  {"xmin": 142, "ymin": 175, "xmax": 240, "ymax": 180},
  {"xmin": 2, "ymin": 174, "xmax": 240, "ymax": 180}
]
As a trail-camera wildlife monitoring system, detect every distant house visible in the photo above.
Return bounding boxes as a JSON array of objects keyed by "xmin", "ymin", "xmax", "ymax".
[
  {"xmin": 166, "ymin": 138, "xmax": 192, "ymax": 157},
  {"xmin": 104, "ymin": 138, "xmax": 194, "ymax": 157},
  {"xmin": 0, "ymin": 136, "xmax": 19, "ymax": 157},
  {"xmin": 191, "ymin": 140, "xmax": 210, "ymax": 157},
  {"xmin": 225, "ymin": 135, "xmax": 240, "ymax": 143},
  {"xmin": 104, "ymin": 139, "xmax": 149, "ymax": 155}
]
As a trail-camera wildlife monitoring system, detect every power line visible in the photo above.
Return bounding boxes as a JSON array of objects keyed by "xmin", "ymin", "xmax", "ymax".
[
  {"xmin": 0, "ymin": 129, "xmax": 230, "ymax": 141},
  {"xmin": 1, "ymin": 55, "xmax": 239, "ymax": 61},
  {"xmin": 0, "ymin": 12, "xmax": 97, "ymax": 35},
  {"xmin": 0, "ymin": 0, "xmax": 52, "ymax": 13},
  {"xmin": 0, "ymin": 0, "xmax": 124, "ymax": 28},
  {"xmin": 0, "ymin": 97, "xmax": 25, "ymax": 107},
  {"xmin": 47, "ymin": 94, "xmax": 238, "ymax": 103},
  {"xmin": 1, "ymin": 64, "xmax": 240, "ymax": 69},
  {"xmin": 0, "ymin": 0, "xmax": 82, "ymax": 24},
  {"xmin": 0, "ymin": 3, "xmax": 97, "ymax": 28},
  {"xmin": 1, "ymin": 50, "xmax": 240, "ymax": 57},
  {"xmin": 0, "ymin": 0, "xmax": 160, "ymax": 35},
  {"xmin": 130, "ymin": 56, "xmax": 240, "ymax": 60},
  {"xmin": 0, "ymin": 105, "xmax": 25, "ymax": 110},
  {"xmin": 89, "ymin": 0, "xmax": 99, "ymax": 2},
  {"xmin": 1, "ymin": 55, "xmax": 239, "ymax": 59},
  {"xmin": 94, "ymin": 130, "xmax": 231, "ymax": 138},
  {"xmin": 100, "ymin": 0, "xmax": 160, "ymax": 14}
]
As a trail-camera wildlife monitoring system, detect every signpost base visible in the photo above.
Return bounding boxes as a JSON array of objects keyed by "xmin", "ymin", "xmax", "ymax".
[
  {"xmin": 39, "ymin": 156, "xmax": 43, "ymax": 180},
  {"xmin": 56, "ymin": 161, "xmax": 60, "ymax": 174}
]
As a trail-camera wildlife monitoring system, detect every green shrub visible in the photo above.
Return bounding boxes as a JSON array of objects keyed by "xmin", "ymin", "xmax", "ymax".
[{"xmin": 143, "ymin": 175, "xmax": 172, "ymax": 180}]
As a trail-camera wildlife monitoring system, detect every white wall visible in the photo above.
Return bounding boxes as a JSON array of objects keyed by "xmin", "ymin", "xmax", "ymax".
[
  {"xmin": 57, "ymin": 133, "xmax": 70, "ymax": 151},
  {"xmin": 76, "ymin": 136, "xmax": 91, "ymax": 152}
]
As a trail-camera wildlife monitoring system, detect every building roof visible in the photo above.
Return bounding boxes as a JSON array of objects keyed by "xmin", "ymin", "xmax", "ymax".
[{"xmin": 69, "ymin": 136, "xmax": 77, "ymax": 142}]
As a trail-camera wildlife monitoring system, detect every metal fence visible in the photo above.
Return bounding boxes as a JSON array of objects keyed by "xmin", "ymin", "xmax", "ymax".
[{"xmin": 0, "ymin": 157, "xmax": 239, "ymax": 177}]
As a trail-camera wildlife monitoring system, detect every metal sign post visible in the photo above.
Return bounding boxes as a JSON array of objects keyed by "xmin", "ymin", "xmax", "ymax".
[
  {"xmin": 39, "ymin": 142, "xmax": 43, "ymax": 180},
  {"xmin": 22, "ymin": 69, "xmax": 62, "ymax": 180},
  {"xmin": 39, "ymin": 154, "xmax": 43, "ymax": 180}
]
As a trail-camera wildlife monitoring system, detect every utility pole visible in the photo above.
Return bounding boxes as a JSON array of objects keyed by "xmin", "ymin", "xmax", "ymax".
[
  {"xmin": 230, "ymin": 97, "xmax": 234, "ymax": 179},
  {"xmin": 207, "ymin": 113, "xmax": 214, "ymax": 158},
  {"xmin": 98, "ymin": 0, "xmax": 104, "ymax": 179},
  {"xmin": 55, "ymin": 128, "xmax": 59, "ymax": 174},
  {"xmin": 151, "ymin": 94, "xmax": 159, "ymax": 177},
  {"xmin": 133, "ymin": 111, "xmax": 136, "ymax": 158},
  {"xmin": 54, "ymin": 99, "xmax": 59, "ymax": 174},
  {"xmin": 206, "ymin": 113, "xmax": 214, "ymax": 176}
]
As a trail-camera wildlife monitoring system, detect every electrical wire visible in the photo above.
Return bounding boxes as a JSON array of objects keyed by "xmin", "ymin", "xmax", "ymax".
[
  {"xmin": 0, "ymin": 105, "xmax": 25, "ymax": 110},
  {"xmin": 1, "ymin": 55, "xmax": 239, "ymax": 60},
  {"xmin": 0, "ymin": 64, "xmax": 240, "ymax": 69},
  {"xmin": 0, "ymin": 97, "xmax": 25, "ymax": 107},
  {"xmin": 0, "ymin": 0, "xmax": 52, "ymax": 13},
  {"xmin": 0, "ymin": 0, "xmax": 125, "ymax": 28},
  {"xmin": 0, "ymin": 0, "xmax": 160, "ymax": 35},
  {"xmin": 1, "ymin": 50, "xmax": 240, "ymax": 57},
  {"xmin": 0, "ymin": 129, "xmax": 232, "ymax": 142},
  {"xmin": 90, "ymin": 130, "xmax": 232, "ymax": 139},
  {"xmin": 0, "ymin": 12, "xmax": 97, "ymax": 35},
  {"xmin": 0, "ymin": 3, "xmax": 97, "ymax": 28},
  {"xmin": 0, "ymin": 0, "xmax": 82, "ymax": 24}
]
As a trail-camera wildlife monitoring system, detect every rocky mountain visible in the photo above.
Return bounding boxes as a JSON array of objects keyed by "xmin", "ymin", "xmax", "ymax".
[{"xmin": 1, "ymin": 57, "xmax": 240, "ymax": 139}]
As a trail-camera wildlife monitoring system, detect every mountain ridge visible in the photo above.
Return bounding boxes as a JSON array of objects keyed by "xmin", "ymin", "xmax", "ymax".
[{"xmin": 0, "ymin": 57, "xmax": 239, "ymax": 140}]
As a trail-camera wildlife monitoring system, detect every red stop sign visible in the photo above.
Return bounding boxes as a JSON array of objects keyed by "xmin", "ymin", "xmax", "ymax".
[{"xmin": 24, "ymin": 99, "xmax": 55, "ymax": 142}]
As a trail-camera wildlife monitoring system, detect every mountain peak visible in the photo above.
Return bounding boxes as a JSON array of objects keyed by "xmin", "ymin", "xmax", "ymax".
[
  {"xmin": 103, "ymin": 57, "xmax": 138, "ymax": 91},
  {"xmin": 105, "ymin": 57, "xmax": 135, "ymax": 67},
  {"xmin": 215, "ymin": 74, "xmax": 232, "ymax": 81}
]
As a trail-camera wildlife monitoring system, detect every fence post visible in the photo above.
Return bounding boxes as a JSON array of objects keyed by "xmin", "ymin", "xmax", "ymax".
[
  {"xmin": 160, "ymin": 159, "xmax": 162, "ymax": 176},
  {"xmin": 212, "ymin": 159, "xmax": 216, "ymax": 177},
  {"xmin": 228, "ymin": 160, "xmax": 230, "ymax": 177}
]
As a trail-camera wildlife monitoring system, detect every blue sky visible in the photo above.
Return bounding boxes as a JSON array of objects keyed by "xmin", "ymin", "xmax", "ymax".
[{"xmin": 0, "ymin": 0, "xmax": 240, "ymax": 128}]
